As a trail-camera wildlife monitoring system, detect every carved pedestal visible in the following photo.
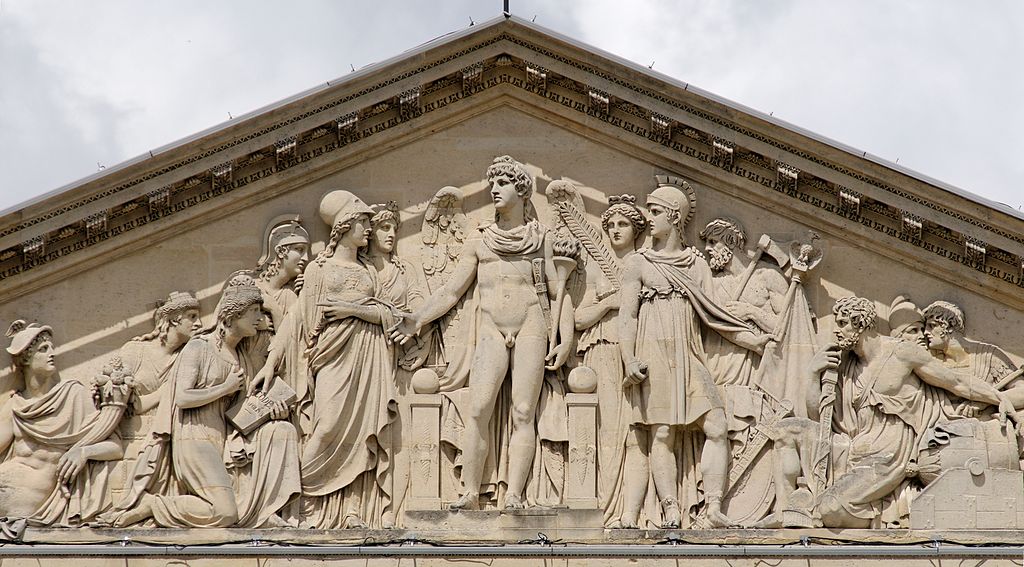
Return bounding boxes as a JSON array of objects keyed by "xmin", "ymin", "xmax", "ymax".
[
  {"xmin": 911, "ymin": 468, "xmax": 1024, "ymax": 529},
  {"xmin": 565, "ymin": 393, "xmax": 599, "ymax": 509},
  {"xmin": 406, "ymin": 393, "xmax": 442, "ymax": 511}
]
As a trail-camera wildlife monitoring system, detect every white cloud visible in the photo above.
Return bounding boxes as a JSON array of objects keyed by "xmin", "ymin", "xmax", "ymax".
[
  {"xmin": 1, "ymin": 0, "xmax": 1022, "ymax": 213},
  {"xmin": 0, "ymin": 13, "xmax": 126, "ymax": 209},
  {"xmin": 566, "ymin": 0, "xmax": 1024, "ymax": 209}
]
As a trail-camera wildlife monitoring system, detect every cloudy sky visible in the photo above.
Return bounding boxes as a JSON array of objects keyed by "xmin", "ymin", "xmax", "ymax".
[{"xmin": 1, "ymin": 1, "xmax": 1021, "ymax": 214}]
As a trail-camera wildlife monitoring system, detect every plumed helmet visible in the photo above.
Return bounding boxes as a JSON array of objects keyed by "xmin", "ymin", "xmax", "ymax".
[{"xmin": 258, "ymin": 215, "xmax": 309, "ymax": 269}]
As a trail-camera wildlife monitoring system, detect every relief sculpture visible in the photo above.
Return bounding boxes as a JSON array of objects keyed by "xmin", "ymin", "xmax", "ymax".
[
  {"xmin": 564, "ymin": 191, "xmax": 648, "ymax": 528},
  {"xmin": 363, "ymin": 201, "xmax": 428, "ymax": 527},
  {"xmin": 618, "ymin": 179, "xmax": 771, "ymax": 528},
  {"xmin": 258, "ymin": 191, "xmax": 398, "ymax": 529},
  {"xmin": 0, "ymin": 321, "xmax": 127, "ymax": 530},
  {"xmin": 812, "ymin": 297, "xmax": 1014, "ymax": 528},
  {"xmin": 108, "ymin": 281, "xmax": 301, "ymax": 528},
  {"xmin": 391, "ymin": 156, "xmax": 575, "ymax": 510},
  {"xmin": 1, "ymin": 154, "xmax": 1022, "ymax": 539},
  {"xmin": 106, "ymin": 292, "xmax": 201, "ymax": 518}
]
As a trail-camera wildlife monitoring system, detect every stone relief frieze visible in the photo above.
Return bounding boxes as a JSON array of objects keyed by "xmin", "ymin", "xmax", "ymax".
[{"xmin": 1, "ymin": 154, "xmax": 1022, "ymax": 543}]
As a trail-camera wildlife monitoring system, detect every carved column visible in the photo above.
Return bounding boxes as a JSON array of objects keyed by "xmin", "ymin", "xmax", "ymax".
[
  {"xmin": 565, "ymin": 393, "xmax": 599, "ymax": 509},
  {"xmin": 406, "ymin": 393, "xmax": 442, "ymax": 510}
]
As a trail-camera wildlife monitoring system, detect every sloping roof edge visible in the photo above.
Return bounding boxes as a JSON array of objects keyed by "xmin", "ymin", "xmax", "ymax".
[{"xmin": 4, "ymin": 15, "xmax": 1019, "ymax": 223}]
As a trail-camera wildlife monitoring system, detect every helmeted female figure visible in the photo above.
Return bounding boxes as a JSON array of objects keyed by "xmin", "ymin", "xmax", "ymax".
[{"xmin": 256, "ymin": 190, "xmax": 398, "ymax": 529}]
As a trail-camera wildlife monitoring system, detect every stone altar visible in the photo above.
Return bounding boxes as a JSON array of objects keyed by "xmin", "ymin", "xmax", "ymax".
[{"xmin": 0, "ymin": 14, "xmax": 1022, "ymax": 565}]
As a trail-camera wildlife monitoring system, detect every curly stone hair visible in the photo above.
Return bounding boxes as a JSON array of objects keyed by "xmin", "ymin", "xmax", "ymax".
[
  {"xmin": 486, "ymin": 155, "xmax": 533, "ymax": 199},
  {"xmin": 132, "ymin": 291, "xmax": 200, "ymax": 346},
  {"xmin": 832, "ymin": 296, "xmax": 877, "ymax": 332},
  {"xmin": 600, "ymin": 194, "xmax": 648, "ymax": 237},
  {"xmin": 216, "ymin": 281, "xmax": 263, "ymax": 328},
  {"xmin": 369, "ymin": 201, "xmax": 401, "ymax": 230},
  {"xmin": 922, "ymin": 300, "xmax": 965, "ymax": 334},
  {"xmin": 699, "ymin": 217, "xmax": 746, "ymax": 251}
]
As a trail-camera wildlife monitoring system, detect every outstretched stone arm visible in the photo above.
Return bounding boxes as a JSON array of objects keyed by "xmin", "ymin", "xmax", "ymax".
[
  {"xmin": 393, "ymin": 242, "xmax": 479, "ymax": 341},
  {"xmin": 988, "ymin": 352, "xmax": 1024, "ymax": 409},
  {"xmin": 908, "ymin": 345, "xmax": 1014, "ymax": 418},
  {"xmin": 1003, "ymin": 382, "xmax": 1024, "ymax": 410}
]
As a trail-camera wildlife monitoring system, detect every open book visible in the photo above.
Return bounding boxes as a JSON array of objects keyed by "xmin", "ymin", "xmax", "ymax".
[{"xmin": 225, "ymin": 377, "xmax": 297, "ymax": 435}]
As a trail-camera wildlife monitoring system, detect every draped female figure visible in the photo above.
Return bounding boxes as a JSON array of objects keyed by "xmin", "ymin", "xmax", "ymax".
[{"xmin": 255, "ymin": 190, "xmax": 398, "ymax": 529}]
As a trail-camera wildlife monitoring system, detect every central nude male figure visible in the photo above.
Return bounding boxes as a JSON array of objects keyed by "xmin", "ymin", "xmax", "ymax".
[{"xmin": 392, "ymin": 155, "xmax": 574, "ymax": 509}]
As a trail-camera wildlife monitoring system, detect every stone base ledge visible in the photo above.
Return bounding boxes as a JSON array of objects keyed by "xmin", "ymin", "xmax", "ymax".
[{"xmin": 15, "ymin": 510, "xmax": 1024, "ymax": 547}]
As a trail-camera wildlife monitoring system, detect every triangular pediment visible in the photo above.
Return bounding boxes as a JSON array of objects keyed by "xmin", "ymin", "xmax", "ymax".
[
  {"xmin": 1, "ymin": 16, "xmax": 1023, "ymax": 544},
  {"xmin": 1, "ymin": 17, "xmax": 1021, "ymax": 306}
]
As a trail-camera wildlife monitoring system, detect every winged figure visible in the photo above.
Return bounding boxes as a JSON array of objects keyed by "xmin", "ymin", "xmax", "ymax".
[
  {"xmin": 419, "ymin": 186, "xmax": 472, "ymax": 384},
  {"xmin": 544, "ymin": 179, "xmax": 623, "ymax": 301},
  {"xmin": 421, "ymin": 186, "xmax": 468, "ymax": 293}
]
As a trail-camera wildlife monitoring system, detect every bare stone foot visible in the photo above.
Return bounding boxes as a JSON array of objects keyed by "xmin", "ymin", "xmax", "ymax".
[
  {"xmin": 111, "ymin": 507, "xmax": 149, "ymax": 528},
  {"xmin": 381, "ymin": 511, "xmax": 396, "ymax": 529},
  {"xmin": 503, "ymin": 492, "xmax": 526, "ymax": 510},
  {"xmin": 706, "ymin": 508, "xmax": 735, "ymax": 528},
  {"xmin": 610, "ymin": 517, "xmax": 638, "ymax": 529},
  {"xmin": 342, "ymin": 514, "xmax": 368, "ymax": 529},
  {"xmin": 449, "ymin": 492, "xmax": 480, "ymax": 510}
]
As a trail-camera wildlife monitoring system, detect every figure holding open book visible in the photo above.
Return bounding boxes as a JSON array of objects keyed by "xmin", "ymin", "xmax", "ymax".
[{"xmin": 108, "ymin": 281, "xmax": 300, "ymax": 528}]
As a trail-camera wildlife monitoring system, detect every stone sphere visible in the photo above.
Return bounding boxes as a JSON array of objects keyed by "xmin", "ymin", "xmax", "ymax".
[
  {"xmin": 567, "ymin": 366, "xmax": 598, "ymax": 394},
  {"xmin": 411, "ymin": 368, "xmax": 441, "ymax": 394}
]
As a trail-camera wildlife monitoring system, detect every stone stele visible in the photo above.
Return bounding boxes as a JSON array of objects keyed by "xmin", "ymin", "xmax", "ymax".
[{"xmin": 0, "ymin": 14, "xmax": 1022, "ymax": 567}]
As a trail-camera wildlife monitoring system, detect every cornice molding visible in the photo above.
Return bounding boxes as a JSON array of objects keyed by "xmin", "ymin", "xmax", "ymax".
[{"xmin": 1, "ymin": 23, "xmax": 1020, "ymax": 304}]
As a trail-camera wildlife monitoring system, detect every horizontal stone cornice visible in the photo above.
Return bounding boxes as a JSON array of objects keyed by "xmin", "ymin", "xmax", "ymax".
[{"xmin": 0, "ymin": 19, "xmax": 1020, "ymax": 307}]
